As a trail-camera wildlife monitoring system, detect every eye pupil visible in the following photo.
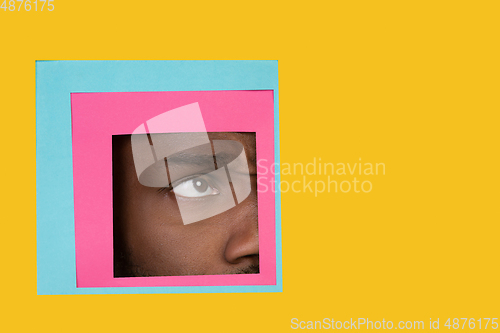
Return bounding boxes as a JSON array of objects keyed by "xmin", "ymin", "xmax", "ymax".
[{"xmin": 193, "ymin": 178, "xmax": 208, "ymax": 193}]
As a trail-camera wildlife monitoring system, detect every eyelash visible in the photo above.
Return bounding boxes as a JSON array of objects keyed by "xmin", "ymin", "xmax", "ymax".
[
  {"xmin": 157, "ymin": 175, "xmax": 218, "ymax": 197},
  {"xmin": 157, "ymin": 186, "xmax": 172, "ymax": 194}
]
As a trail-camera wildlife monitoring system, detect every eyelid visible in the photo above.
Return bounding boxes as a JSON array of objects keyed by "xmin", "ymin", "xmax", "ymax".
[
  {"xmin": 170, "ymin": 174, "xmax": 209, "ymax": 188},
  {"xmin": 156, "ymin": 175, "xmax": 202, "ymax": 194},
  {"xmin": 157, "ymin": 174, "xmax": 211, "ymax": 194}
]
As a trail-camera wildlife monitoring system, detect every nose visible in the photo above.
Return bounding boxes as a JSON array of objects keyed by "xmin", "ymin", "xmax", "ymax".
[
  {"xmin": 224, "ymin": 227, "xmax": 259, "ymax": 265},
  {"xmin": 223, "ymin": 188, "xmax": 259, "ymax": 266}
]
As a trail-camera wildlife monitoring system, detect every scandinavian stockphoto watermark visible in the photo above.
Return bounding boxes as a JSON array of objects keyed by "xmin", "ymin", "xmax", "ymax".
[
  {"xmin": 130, "ymin": 102, "xmax": 386, "ymax": 227},
  {"xmin": 257, "ymin": 158, "xmax": 386, "ymax": 196}
]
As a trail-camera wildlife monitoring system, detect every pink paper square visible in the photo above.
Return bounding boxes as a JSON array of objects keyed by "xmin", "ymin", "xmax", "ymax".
[{"xmin": 71, "ymin": 90, "xmax": 276, "ymax": 288}]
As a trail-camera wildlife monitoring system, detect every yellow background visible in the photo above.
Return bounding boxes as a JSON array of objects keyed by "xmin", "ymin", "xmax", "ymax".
[{"xmin": 1, "ymin": 0, "xmax": 499, "ymax": 331}]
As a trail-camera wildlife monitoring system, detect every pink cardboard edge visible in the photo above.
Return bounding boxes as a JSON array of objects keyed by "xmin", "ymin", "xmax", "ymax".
[{"xmin": 71, "ymin": 90, "xmax": 276, "ymax": 288}]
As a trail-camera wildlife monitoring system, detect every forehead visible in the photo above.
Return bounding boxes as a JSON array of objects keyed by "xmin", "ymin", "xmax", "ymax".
[
  {"xmin": 207, "ymin": 132, "xmax": 256, "ymax": 164},
  {"xmin": 113, "ymin": 132, "xmax": 256, "ymax": 175},
  {"xmin": 115, "ymin": 132, "xmax": 255, "ymax": 157}
]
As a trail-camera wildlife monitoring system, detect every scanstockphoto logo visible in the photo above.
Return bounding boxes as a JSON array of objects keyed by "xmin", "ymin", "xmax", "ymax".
[{"xmin": 257, "ymin": 158, "xmax": 386, "ymax": 196}]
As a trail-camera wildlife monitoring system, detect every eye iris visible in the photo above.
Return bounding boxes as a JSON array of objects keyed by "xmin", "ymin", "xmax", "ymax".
[{"xmin": 193, "ymin": 178, "xmax": 208, "ymax": 193}]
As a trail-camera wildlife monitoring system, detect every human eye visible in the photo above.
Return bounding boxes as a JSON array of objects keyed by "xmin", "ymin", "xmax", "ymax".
[{"xmin": 172, "ymin": 176, "xmax": 219, "ymax": 198}]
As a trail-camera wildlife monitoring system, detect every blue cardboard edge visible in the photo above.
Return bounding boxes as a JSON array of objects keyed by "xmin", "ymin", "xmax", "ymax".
[{"xmin": 36, "ymin": 60, "xmax": 282, "ymax": 295}]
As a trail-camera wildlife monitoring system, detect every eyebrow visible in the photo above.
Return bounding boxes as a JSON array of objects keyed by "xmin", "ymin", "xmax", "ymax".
[{"xmin": 166, "ymin": 151, "xmax": 241, "ymax": 168}]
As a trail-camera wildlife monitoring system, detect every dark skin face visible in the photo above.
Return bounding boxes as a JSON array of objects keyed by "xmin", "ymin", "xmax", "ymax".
[{"xmin": 113, "ymin": 132, "xmax": 258, "ymax": 277}]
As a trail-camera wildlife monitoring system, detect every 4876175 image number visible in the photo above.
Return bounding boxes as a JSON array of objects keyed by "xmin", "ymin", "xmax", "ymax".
[
  {"xmin": 444, "ymin": 318, "xmax": 498, "ymax": 329},
  {"xmin": 1, "ymin": 0, "xmax": 54, "ymax": 11}
]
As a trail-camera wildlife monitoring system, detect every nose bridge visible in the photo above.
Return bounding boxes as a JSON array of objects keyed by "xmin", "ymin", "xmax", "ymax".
[{"xmin": 223, "ymin": 190, "xmax": 259, "ymax": 264}]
